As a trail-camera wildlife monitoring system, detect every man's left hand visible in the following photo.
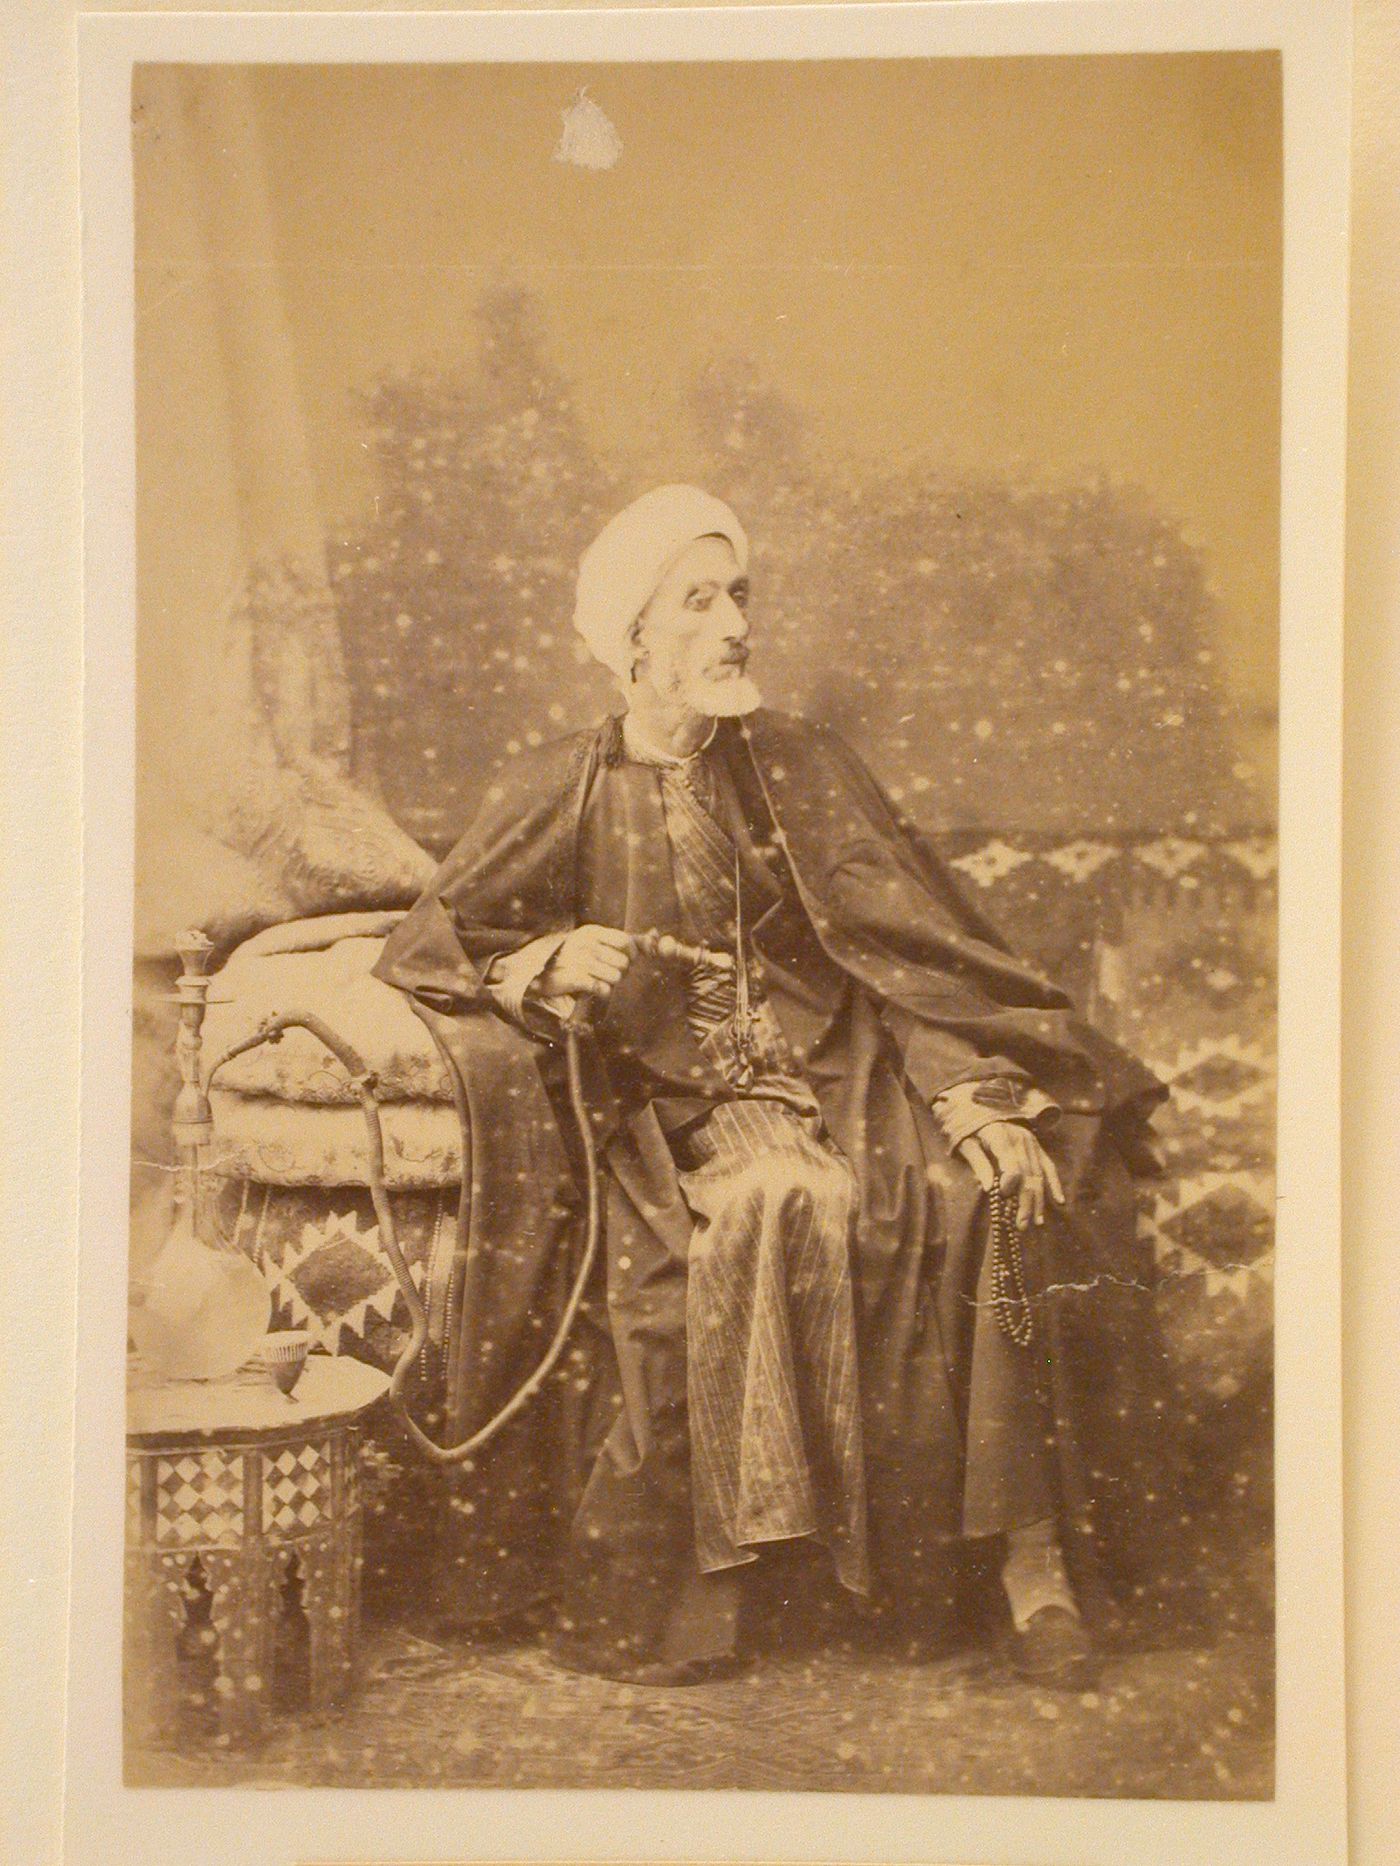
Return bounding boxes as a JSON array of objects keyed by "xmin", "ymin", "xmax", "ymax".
[{"xmin": 957, "ymin": 1120, "xmax": 1065, "ymax": 1230}]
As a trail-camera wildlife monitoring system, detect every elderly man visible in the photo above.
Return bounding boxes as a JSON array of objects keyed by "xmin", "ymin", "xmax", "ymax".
[{"xmin": 376, "ymin": 485, "xmax": 1174, "ymax": 1689}]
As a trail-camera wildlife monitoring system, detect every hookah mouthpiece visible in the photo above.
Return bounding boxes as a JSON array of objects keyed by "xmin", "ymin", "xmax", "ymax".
[{"xmin": 636, "ymin": 929, "xmax": 734, "ymax": 973}]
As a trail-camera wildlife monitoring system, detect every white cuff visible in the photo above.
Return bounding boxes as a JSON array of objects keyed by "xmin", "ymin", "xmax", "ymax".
[
  {"xmin": 483, "ymin": 933, "xmax": 575, "ymax": 1031},
  {"xmin": 932, "ymin": 1078, "xmax": 1060, "ymax": 1153}
]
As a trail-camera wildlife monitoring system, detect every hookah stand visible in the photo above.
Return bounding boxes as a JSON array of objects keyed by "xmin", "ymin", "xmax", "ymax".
[{"xmin": 125, "ymin": 933, "xmax": 387, "ymax": 1749}]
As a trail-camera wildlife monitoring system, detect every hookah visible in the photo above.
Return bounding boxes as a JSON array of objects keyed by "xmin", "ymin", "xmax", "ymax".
[
  {"xmin": 128, "ymin": 931, "xmax": 273, "ymax": 1381},
  {"xmin": 131, "ymin": 925, "xmax": 736, "ymax": 1463}
]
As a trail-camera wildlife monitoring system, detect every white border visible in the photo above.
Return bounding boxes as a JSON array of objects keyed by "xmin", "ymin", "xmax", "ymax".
[{"xmin": 70, "ymin": 6, "xmax": 1350, "ymax": 1863}]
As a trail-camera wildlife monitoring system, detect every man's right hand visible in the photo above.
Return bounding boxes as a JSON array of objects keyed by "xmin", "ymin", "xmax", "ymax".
[{"xmin": 537, "ymin": 925, "xmax": 636, "ymax": 1005}]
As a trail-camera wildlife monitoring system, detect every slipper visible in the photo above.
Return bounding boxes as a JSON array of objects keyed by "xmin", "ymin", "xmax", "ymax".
[{"xmin": 995, "ymin": 1605, "xmax": 1101, "ymax": 1692}]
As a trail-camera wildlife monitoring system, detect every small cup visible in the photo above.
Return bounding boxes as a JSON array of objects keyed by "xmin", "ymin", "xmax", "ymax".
[{"xmin": 259, "ymin": 1329, "xmax": 310, "ymax": 1396}]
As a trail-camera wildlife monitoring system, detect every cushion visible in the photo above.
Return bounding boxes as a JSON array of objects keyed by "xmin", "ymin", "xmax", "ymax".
[
  {"xmin": 203, "ymin": 912, "xmax": 452, "ymax": 1105},
  {"xmin": 203, "ymin": 913, "xmax": 460, "ymax": 1189},
  {"xmin": 208, "ymin": 1092, "xmax": 462, "ymax": 1189}
]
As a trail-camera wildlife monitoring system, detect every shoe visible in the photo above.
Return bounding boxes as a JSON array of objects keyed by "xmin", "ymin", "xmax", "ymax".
[{"xmin": 997, "ymin": 1605, "xmax": 1100, "ymax": 1691}]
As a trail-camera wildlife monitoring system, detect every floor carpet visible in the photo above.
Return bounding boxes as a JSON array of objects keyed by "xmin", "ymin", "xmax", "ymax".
[{"xmin": 128, "ymin": 1614, "xmax": 1273, "ymax": 1799}]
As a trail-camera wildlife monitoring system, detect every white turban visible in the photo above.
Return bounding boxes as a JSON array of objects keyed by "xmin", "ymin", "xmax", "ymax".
[{"xmin": 573, "ymin": 484, "xmax": 748, "ymax": 680}]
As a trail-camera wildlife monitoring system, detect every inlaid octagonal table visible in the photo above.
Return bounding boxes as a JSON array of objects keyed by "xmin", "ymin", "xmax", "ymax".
[{"xmin": 125, "ymin": 1353, "xmax": 390, "ymax": 1749}]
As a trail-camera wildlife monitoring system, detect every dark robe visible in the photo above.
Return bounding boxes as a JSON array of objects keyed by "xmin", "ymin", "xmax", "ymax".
[{"xmin": 374, "ymin": 708, "xmax": 1176, "ymax": 1660}]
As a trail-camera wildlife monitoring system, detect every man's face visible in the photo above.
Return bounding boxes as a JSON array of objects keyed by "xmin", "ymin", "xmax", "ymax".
[{"xmin": 632, "ymin": 535, "xmax": 762, "ymax": 718}]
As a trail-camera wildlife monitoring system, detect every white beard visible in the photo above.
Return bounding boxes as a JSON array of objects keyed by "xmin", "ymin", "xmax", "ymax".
[{"xmin": 680, "ymin": 667, "xmax": 764, "ymax": 718}]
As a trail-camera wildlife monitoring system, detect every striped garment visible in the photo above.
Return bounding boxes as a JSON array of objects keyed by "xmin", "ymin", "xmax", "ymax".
[
  {"xmin": 654, "ymin": 750, "xmax": 817, "ymax": 1110},
  {"xmin": 674, "ymin": 1097, "xmax": 868, "ymax": 1592},
  {"xmin": 636, "ymin": 738, "xmax": 870, "ymax": 1594}
]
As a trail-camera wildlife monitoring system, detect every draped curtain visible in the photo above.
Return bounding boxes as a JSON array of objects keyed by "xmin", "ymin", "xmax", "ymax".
[
  {"xmin": 131, "ymin": 69, "xmax": 429, "ymax": 1271},
  {"xmin": 134, "ymin": 65, "xmax": 430, "ymax": 963}
]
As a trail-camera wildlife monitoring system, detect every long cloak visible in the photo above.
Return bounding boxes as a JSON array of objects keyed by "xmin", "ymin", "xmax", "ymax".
[{"xmin": 374, "ymin": 709, "xmax": 1175, "ymax": 1637}]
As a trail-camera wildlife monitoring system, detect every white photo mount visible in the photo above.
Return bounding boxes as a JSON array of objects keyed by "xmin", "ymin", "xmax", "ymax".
[{"xmin": 64, "ymin": 5, "xmax": 1350, "ymax": 1863}]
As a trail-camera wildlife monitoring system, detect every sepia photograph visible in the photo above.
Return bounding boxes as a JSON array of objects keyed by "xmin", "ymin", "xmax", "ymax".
[
  {"xmin": 117, "ymin": 47, "xmax": 1287, "ymax": 1803},
  {"xmin": 32, "ymin": 4, "xmax": 1355, "ymax": 1845}
]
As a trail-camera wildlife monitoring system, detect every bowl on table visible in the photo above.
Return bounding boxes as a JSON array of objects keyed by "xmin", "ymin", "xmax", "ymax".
[{"xmin": 258, "ymin": 1329, "xmax": 311, "ymax": 1396}]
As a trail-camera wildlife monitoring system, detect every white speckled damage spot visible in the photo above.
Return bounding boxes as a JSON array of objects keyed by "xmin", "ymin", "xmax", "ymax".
[{"xmin": 554, "ymin": 89, "xmax": 622, "ymax": 172}]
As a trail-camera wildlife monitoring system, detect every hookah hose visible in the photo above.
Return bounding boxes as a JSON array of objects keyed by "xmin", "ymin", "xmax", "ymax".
[{"xmin": 202, "ymin": 929, "xmax": 731, "ymax": 1468}]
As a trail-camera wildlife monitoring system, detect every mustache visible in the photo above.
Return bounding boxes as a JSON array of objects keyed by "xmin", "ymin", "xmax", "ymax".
[{"xmin": 709, "ymin": 646, "xmax": 750, "ymax": 670}]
